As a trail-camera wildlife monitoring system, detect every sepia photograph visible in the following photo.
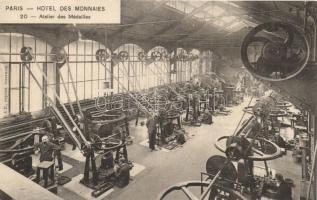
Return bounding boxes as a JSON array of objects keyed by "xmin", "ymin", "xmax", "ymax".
[{"xmin": 0, "ymin": 0, "xmax": 316, "ymax": 199}]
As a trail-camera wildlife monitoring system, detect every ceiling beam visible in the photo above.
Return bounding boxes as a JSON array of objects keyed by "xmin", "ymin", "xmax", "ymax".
[
  {"xmin": 145, "ymin": 1, "xmax": 212, "ymax": 41},
  {"xmin": 108, "ymin": 1, "xmax": 168, "ymax": 38},
  {"xmin": 176, "ymin": 16, "xmax": 245, "ymax": 43},
  {"xmin": 212, "ymin": 1, "xmax": 260, "ymax": 25},
  {"xmin": 176, "ymin": 2, "xmax": 263, "ymax": 44},
  {"xmin": 172, "ymin": 7, "xmax": 228, "ymax": 42},
  {"xmin": 234, "ymin": 1, "xmax": 303, "ymax": 26},
  {"xmin": 183, "ymin": 1, "xmax": 260, "ymax": 42}
]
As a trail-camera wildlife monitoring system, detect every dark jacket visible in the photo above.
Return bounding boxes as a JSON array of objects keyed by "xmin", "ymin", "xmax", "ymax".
[
  {"xmin": 35, "ymin": 141, "xmax": 60, "ymax": 162},
  {"xmin": 146, "ymin": 117, "xmax": 157, "ymax": 134},
  {"xmin": 275, "ymin": 135, "xmax": 287, "ymax": 148},
  {"xmin": 276, "ymin": 181, "xmax": 292, "ymax": 200}
]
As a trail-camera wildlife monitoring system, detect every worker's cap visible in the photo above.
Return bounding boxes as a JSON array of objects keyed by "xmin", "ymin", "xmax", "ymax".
[
  {"xmin": 275, "ymin": 173, "xmax": 284, "ymax": 181},
  {"xmin": 42, "ymin": 135, "xmax": 49, "ymax": 142}
]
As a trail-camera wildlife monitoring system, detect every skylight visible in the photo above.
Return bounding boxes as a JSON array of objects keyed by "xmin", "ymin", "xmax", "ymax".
[
  {"xmin": 208, "ymin": 6, "xmax": 225, "ymax": 17},
  {"xmin": 213, "ymin": 20, "xmax": 225, "ymax": 27},
  {"xmin": 227, "ymin": 2, "xmax": 241, "ymax": 9},
  {"xmin": 194, "ymin": 12, "xmax": 206, "ymax": 20},
  {"xmin": 221, "ymin": 16, "xmax": 237, "ymax": 23},
  {"xmin": 164, "ymin": 1, "xmax": 257, "ymax": 34},
  {"xmin": 226, "ymin": 21, "xmax": 246, "ymax": 32}
]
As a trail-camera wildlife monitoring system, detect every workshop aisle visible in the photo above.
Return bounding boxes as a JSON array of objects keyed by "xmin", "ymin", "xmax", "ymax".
[
  {"xmin": 111, "ymin": 98, "xmax": 255, "ymax": 200},
  {"xmin": 57, "ymin": 97, "xmax": 300, "ymax": 200}
]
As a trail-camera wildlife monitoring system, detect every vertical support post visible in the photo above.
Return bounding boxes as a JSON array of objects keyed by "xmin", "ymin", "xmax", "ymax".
[
  {"xmin": 83, "ymin": 153, "xmax": 90, "ymax": 184},
  {"xmin": 198, "ymin": 51, "xmax": 203, "ymax": 75},
  {"xmin": 306, "ymin": 113, "xmax": 317, "ymax": 200},
  {"xmin": 264, "ymin": 161, "xmax": 269, "ymax": 176},
  {"xmin": 189, "ymin": 61, "xmax": 192, "ymax": 80},
  {"xmin": 213, "ymin": 88, "xmax": 216, "ymax": 111},
  {"xmin": 43, "ymin": 62, "xmax": 47, "ymax": 109},
  {"xmin": 22, "ymin": 62, "xmax": 27, "ymax": 111},
  {"xmin": 313, "ymin": 114, "xmax": 317, "ymax": 200},
  {"xmin": 206, "ymin": 51, "xmax": 209, "ymax": 74},
  {"xmin": 55, "ymin": 63, "xmax": 63, "ymax": 107},
  {"xmin": 8, "ymin": 33, "xmax": 12, "ymax": 114},
  {"xmin": 302, "ymin": 146, "xmax": 308, "ymax": 180},
  {"xmin": 169, "ymin": 49, "xmax": 176, "ymax": 83},
  {"xmin": 19, "ymin": 63, "xmax": 22, "ymax": 112},
  {"xmin": 91, "ymin": 152, "xmax": 98, "ymax": 186},
  {"xmin": 111, "ymin": 60, "xmax": 115, "ymax": 91},
  {"xmin": 210, "ymin": 50, "xmax": 213, "ymax": 73}
]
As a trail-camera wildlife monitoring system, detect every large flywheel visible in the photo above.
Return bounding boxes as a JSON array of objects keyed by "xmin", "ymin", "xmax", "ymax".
[
  {"xmin": 241, "ymin": 21, "xmax": 310, "ymax": 81},
  {"xmin": 215, "ymin": 135, "xmax": 282, "ymax": 161},
  {"xmin": 157, "ymin": 181, "xmax": 247, "ymax": 200}
]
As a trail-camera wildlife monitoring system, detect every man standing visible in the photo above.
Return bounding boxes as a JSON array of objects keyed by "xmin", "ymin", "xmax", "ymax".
[
  {"xmin": 274, "ymin": 132, "xmax": 291, "ymax": 150},
  {"xmin": 275, "ymin": 173, "xmax": 292, "ymax": 200},
  {"xmin": 146, "ymin": 113, "xmax": 158, "ymax": 151},
  {"xmin": 34, "ymin": 135, "xmax": 62, "ymax": 170}
]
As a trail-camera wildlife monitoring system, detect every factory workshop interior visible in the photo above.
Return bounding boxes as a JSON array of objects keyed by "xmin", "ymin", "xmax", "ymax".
[{"xmin": 1, "ymin": 1, "xmax": 317, "ymax": 200}]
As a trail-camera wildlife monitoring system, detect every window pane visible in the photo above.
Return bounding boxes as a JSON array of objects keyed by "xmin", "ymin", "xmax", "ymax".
[
  {"xmin": 0, "ymin": 64, "xmax": 9, "ymax": 117},
  {"xmin": 85, "ymin": 81, "xmax": 92, "ymax": 99},
  {"xmin": 92, "ymin": 63, "xmax": 99, "ymax": 80},
  {"xmin": 77, "ymin": 63, "xmax": 85, "ymax": 81},
  {"xmin": 11, "ymin": 34, "xmax": 23, "ymax": 62},
  {"xmin": 10, "ymin": 90, "xmax": 19, "ymax": 114},
  {"xmin": 92, "ymin": 80, "xmax": 100, "ymax": 98},
  {"xmin": 85, "ymin": 41, "xmax": 93, "ymax": 62},
  {"xmin": 0, "ymin": 34, "xmax": 10, "ymax": 62},
  {"xmin": 68, "ymin": 63, "xmax": 77, "ymax": 83},
  {"xmin": 77, "ymin": 41, "xmax": 85, "ymax": 62},
  {"xmin": 85, "ymin": 62, "xmax": 92, "ymax": 81},
  {"xmin": 77, "ymin": 82, "xmax": 85, "ymax": 100},
  {"xmin": 69, "ymin": 82, "xmax": 77, "ymax": 102}
]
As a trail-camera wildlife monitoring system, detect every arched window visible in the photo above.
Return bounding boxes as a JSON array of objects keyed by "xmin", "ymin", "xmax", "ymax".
[
  {"xmin": 175, "ymin": 48, "xmax": 188, "ymax": 82},
  {"xmin": 188, "ymin": 49, "xmax": 200, "ymax": 78},
  {"xmin": 147, "ymin": 46, "xmax": 170, "ymax": 88},
  {"xmin": 113, "ymin": 43, "xmax": 145, "ymax": 93},
  {"xmin": 0, "ymin": 33, "xmax": 53, "ymax": 117},
  {"xmin": 60, "ymin": 40, "xmax": 110, "ymax": 102},
  {"xmin": 200, "ymin": 50, "xmax": 213, "ymax": 75}
]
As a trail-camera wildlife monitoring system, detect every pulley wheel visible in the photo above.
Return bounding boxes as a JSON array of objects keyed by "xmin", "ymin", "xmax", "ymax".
[
  {"xmin": 20, "ymin": 47, "xmax": 33, "ymax": 62},
  {"xmin": 96, "ymin": 49, "xmax": 109, "ymax": 63},
  {"xmin": 206, "ymin": 155, "xmax": 237, "ymax": 182},
  {"xmin": 241, "ymin": 21, "xmax": 310, "ymax": 81},
  {"xmin": 138, "ymin": 52, "xmax": 146, "ymax": 61},
  {"xmin": 118, "ymin": 51, "xmax": 129, "ymax": 61},
  {"xmin": 50, "ymin": 47, "xmax": 67, "ymax": 63},
  {"xmin": 161, "ymin": 51, "xmax": 170, "ymax": 60},
  {"xmin": 151, "ymin": 51, "xmax": 162, "ymax": 61}
]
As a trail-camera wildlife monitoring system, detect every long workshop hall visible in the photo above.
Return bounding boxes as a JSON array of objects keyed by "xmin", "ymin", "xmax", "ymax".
[{"xmin": 0, "ymin": 1, "xmax": 316, "ymax": 200}]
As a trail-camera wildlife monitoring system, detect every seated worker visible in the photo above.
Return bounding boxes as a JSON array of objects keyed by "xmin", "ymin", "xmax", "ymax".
[
  {"xmin": 34, "ymin": 135, "xmax": 63, "ymax": 170},
  {"xmin": 201, "ymin": 110, "xmax": 213, "ymax": 124},
  {"xmin": 146, "ymin": 113, "xmax": 158, "ymax": 151},
  {"xmin": 274, "ymin": 132, "xmax": 291, "ymax": 150},
  {"xmin": 275, "ymin": 173, "xmax": 292, "ymax": 200}
]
